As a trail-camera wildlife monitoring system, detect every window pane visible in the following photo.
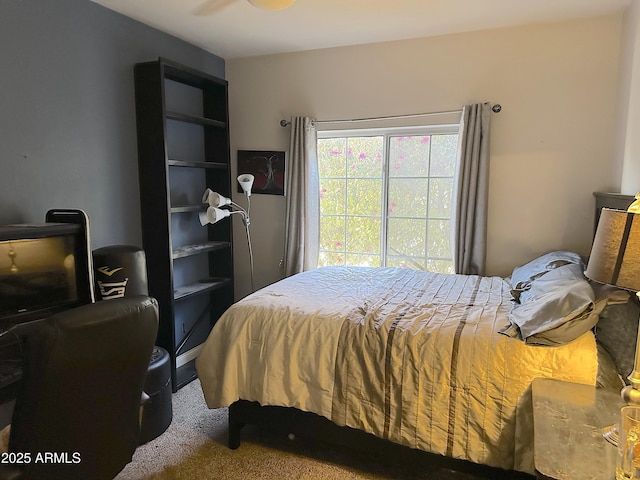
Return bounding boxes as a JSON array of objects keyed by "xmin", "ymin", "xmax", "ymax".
[
  {"xmin": 346, "ymin": 217, "xmax": 380, "ymax": 254},
  {"xmin": 318, "ymin": 138, "xmax": 346, "ymax": 177},
  {"xmin": 319, "ymin": 215, "xmax": 345, "ymax": 252},
  {"xmin": 319, "ymin": 251, "xmax": 345, "ymax": 267},
  {"xmin": 387, "ymin": 255, "xmax": 425, "ymax": 270},
  {"xmin": 389, "ymin": 135, "xmax": 430, "ymax": 177},
  {"xmin": 430, "ymin": 134, "xmax": 457, "ymax": 177},
  {"xmin": 428, "ymin": 178, "xmax": 453, "ymax": 218},
  {"xmin": 318, "ymin": 129, "xmax": 459, "ymax": 274},
  {"xmin": 427, "ymin": 259, "xmax": 454, "ymax": 274},
  {"xmin": 388, "ymin": 178, "xmax": 428, "ymax": 218},
  {"xmin": 427, "ymin": 219, "xmax": 451, "ymax": 258},
  {"xmin": 387, "ymin": 218, "xmax": 426, "ymax": 257},
  {"xmin": 320, "ymin": 179, "xmax": 346, "ymax": 215},
  {"xmin": 347, "ymin": 137, "xmax": 383, "ymax": 178},
  {"xmin": 347, "ymin": 179, "xmax": 382, "ymax": 216},
  {"xmin": 345, "ymin": 253, "xmax": 381, "ymax": 267}
]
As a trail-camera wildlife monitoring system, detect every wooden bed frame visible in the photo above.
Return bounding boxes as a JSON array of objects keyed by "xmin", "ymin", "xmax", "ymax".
[{"xmin": 225, "ymin": 192, "xmax": 635, "ymax": 479}]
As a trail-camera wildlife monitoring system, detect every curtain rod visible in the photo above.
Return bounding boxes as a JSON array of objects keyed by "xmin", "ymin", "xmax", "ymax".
[{"xmin": 279, "ymin": 104, "xmax": 502, "ymax": 127}]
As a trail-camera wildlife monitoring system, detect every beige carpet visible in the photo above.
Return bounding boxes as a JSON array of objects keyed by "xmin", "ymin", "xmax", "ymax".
[{"xmin": 115, "ymin": 380, "xmax": 510, "ymax": 480}]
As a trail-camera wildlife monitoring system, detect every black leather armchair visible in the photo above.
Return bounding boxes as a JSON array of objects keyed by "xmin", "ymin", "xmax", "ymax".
[{"xmin": 0, "ymin": 295, "xmax": 158, "ymax": 480}]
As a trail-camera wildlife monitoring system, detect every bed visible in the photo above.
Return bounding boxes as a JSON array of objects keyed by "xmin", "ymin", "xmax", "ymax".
[{"xmin": 196, "ymin": 194, "xmax": 636, "ymax": 476}]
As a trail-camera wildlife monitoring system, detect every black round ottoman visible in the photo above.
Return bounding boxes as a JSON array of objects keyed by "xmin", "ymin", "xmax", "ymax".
[{"xmin": 139, "ymin": 346, "xmax": 173, "ymax": 444}]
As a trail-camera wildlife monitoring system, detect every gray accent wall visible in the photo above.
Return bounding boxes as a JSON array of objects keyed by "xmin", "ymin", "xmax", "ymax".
[{"xmin": 0, "ymin": 0, "xmax": 225, "ymax": 249}]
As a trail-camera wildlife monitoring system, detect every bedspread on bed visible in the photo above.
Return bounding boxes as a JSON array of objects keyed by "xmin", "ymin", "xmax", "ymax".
[{"xmin": 196, "ymin": 266, "xmax": 599, "ymax": 473}]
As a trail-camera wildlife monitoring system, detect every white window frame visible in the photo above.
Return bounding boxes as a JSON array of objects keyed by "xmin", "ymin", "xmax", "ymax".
[{"xmin": 317, "ymin": 123, "xmax": 460, "ymax": 270}]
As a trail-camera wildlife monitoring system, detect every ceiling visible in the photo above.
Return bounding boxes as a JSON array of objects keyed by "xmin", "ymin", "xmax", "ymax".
[{"xmin": 90, "ymin": 0, "xmax": 631, "ymax": 60}]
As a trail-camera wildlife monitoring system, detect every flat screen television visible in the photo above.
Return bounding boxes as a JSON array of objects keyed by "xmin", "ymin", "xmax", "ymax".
[{"xmin": 0, "ymin": 219, "xmax": 93, "ymax": 328}]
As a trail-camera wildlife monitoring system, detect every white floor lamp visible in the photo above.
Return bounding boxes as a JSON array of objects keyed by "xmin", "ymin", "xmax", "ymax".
[{"xmin": 200, "ymin": 174, "xmax": 255, "ymax": 293}]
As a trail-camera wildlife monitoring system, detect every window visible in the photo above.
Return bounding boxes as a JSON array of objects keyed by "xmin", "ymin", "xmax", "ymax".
[{"xmin": 317, "ymin": 126, "xmax": 459, "ymax": 273}]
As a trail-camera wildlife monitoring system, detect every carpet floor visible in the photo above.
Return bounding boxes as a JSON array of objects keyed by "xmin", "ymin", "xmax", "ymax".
[{"xmin": 115, "ymin": 380, "xmax": 524, "ymax": 480}]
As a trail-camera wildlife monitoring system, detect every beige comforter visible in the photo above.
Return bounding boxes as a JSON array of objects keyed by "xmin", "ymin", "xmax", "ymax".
[{"xmin": 196, "ymin": 266, "xmax": 599, "ymax": 473}]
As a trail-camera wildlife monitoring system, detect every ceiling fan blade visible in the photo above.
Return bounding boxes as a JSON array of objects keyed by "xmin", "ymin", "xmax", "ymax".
[{"xmin": 193, "ymin": 0, "xmax": 237, "ymax": 16}]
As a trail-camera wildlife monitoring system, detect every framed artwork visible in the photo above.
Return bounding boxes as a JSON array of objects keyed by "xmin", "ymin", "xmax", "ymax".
[{"xmin": 237, "ymin": 150, "xmax": 285, "ymax": 195}]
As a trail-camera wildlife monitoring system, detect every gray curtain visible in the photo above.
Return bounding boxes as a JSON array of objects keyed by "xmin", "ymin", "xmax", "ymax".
[
  {"xmin": 283, "ymin": 116, "xmax": 320, "ymax": 276},
  {"xmin": 452, "ymin": 103, "xmax": 492, "ymax": 275}
]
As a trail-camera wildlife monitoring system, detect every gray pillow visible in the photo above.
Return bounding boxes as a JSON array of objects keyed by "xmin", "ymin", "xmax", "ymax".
[
  {"xmin": 510, "ymin": 251, "xmax": 584, "ymax": 302},
  {"xmin": 595, "ymin": 295, "xmax": 640, "ymax": 385},
  {"xmin": 507, "ymin": 263, "xmax": 597, "ymax": 346}
]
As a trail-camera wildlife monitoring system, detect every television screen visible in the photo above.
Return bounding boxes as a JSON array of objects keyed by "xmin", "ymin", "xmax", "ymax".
[
  {"xmin": 0, "ymin": 219, "xmax": 93, "ymax": 327},
  {"xmin": 0, "ymin": 235, "xmax": 79, "ymax": 318}
]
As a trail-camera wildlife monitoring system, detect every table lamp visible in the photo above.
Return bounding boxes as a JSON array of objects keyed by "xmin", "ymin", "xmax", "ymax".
[{"xmin": 585, "ymin": 195, "xmax": 640, "ymax": 444}]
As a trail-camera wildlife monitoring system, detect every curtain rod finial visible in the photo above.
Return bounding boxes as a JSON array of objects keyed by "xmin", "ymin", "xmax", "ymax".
[
  {"xmin": 491, "ymin": 104, "xmax": 502, "ymax": 113},
  {"xmin": 280, "ymin": 119, "xmax": 290, "ymax": 127}
]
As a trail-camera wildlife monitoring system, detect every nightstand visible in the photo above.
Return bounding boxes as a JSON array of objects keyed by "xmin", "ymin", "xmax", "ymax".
[{"xmin": 532, "ymin": 378, "xmax": 624, "ymax": 479}]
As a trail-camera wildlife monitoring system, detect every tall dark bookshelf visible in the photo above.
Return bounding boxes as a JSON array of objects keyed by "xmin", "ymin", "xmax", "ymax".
[{"xmin": 134, "ymin": 58, "xmax": 234, "ymax": 391}]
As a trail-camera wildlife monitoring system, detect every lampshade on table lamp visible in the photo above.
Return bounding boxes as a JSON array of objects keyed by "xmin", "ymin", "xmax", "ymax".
[
  {"xmin": 585, "ymin": 198, "xmax": 640, "ymax": 444},
  {"xmin": 247, "ymin": 0, "xmax": 297, "ymax": 10}
]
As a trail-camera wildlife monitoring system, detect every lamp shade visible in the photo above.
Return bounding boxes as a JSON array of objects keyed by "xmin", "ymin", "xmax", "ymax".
[
  {"xmin": 202, "ymin": 189, "xmax": 231, "ymax": 208},
  {"xmin": 237, "ymin": 174, "xmax": 254, "ymax": 197},
  {"xmin": 248, "ymin": 0, "xmax": 296, "ymax": 10},
  {"xmin": 585, "ymin": 208, "xmax": 640, "ymax": 291},
  {"xmin": 199, "ymin": 207, "xmax": 231, "ymax": 226}
]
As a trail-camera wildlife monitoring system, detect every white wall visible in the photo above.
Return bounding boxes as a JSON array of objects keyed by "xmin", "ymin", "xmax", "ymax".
[
  {"xmin": 618, "ymin": 1, "xmax": 640, "ymax": 194},
  {"xmin": 227, "ymin": 15, "xmax": 622, "ymax": 299}
]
